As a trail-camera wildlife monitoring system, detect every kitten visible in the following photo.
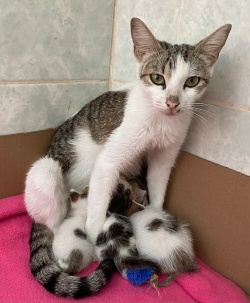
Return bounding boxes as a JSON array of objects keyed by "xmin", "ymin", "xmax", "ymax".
[
  {"xmin": 52, "ymin": 187, "xmax": 94, "ymax": 274},
  {"xmin": 25, "ymin": 18, "xmax": 231, "ymax": 243},
  {"xmin": 130, "ymin": 206, "xmax": 197, "ymax": 274},
  {"xmin": 95, "ymin": 212, "xmax": 159, "ymax": 279}
]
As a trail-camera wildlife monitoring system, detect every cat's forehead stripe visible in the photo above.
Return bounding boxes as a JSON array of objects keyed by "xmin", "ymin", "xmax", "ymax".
[{"xmin": 140, "ymin": 43, "xmax": 195, "ymax": 77}]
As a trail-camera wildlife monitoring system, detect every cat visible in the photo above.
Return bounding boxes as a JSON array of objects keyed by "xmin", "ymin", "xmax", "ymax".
[
  {"xmin": 29, "ymin": 178, "xmax": 157, "ymax": 298},
  {"xmin": 52, "ymin": 187, "xmax": 94, "ymax": 274},
  {"xmin": 25, "ymin": 18, "xmax": 232, "ymax": 244}
]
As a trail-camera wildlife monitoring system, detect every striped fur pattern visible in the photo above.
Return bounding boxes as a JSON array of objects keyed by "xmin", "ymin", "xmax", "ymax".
[
  {"xmin": 25, "ymin": 18, "xmax": 232, "ymax": 243},
  {"xmin": 30, "ymin": 223, "xmax": 116, "ymax": 298},
  {"xmin": 29, "ymin": 177, "xmax": 149, "ymax": 298},
  {"xmin": 95, "ymin": 213, "xmax": 159, "ymax": 275}
]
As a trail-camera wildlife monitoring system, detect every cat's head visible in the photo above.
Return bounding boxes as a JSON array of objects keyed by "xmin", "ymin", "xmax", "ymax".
[{"xmin": 130, "ymin": 18, "xmax": 231, "ymax": 116}]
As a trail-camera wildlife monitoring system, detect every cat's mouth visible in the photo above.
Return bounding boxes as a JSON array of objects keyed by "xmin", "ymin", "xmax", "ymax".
[{"xmin": 165, "ymin": 108, "xmax": 181, "ymax": 116}]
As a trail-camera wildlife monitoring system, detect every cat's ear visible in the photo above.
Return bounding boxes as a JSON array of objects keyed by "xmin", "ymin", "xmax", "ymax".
[
  {"xmin": 195, "ymin": 24, "xmax": 232, "ymax": 66},
  {"xmin": 131, "ymin": 18, "xmax": 161, "ymax": 62},
  {"xmin": 69, "ymin": 189, "xmax": 81, "ymax": 202},
  {"xmin": 133, "ymin": 188, "xmax": 147, "ymax": 203}
]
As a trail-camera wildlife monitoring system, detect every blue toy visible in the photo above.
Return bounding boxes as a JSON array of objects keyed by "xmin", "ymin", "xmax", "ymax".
[
  {"xmin": 124, "ymin": 268, "xmax": 155, "ymax": 286},
  {"xmin": 122, "ymin": 268, "xmax": 176, "ymax": 288}
]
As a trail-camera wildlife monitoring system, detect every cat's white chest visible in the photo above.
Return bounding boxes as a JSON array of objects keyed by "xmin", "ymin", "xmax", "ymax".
[{"xmin": 140, "ymin": 113, "xmax": 188, "ymax": 149}]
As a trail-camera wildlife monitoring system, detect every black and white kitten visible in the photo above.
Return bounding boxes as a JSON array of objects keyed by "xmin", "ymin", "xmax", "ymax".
[{"xmin": 25, "ymin": 18, "xmax": 231, "ymax": 243}]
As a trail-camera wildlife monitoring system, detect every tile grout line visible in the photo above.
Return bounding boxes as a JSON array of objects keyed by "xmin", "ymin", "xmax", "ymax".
[
  {"xmin": 108, "ymin": 0, "xmax": 118, "ymax": 91},
  {"xmin": 175, "ymin": 0, "xmax": 183, "ymax": 43},
  {"xmin": 0, "ymin": 79, "xmax": 107, "ymax": 86},
  {"xmin": 110, "ymin": 79, "xmax": 128, "ymax": 85},
  {"xmin": 203, "ymin": 98, "xmax": 250, "ymax": 112}
]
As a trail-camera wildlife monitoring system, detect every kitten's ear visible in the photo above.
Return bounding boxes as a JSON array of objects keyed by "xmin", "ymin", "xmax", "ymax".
[
  {"xmin": 133, "ymin": 188, "xmax": 147, "ymax": 203},
  {"xmin": 195, "ymin": 24, "xmax": 232, "ymax": 66},
  {"xmin": 69, "ymin": 189, "xmax": 80, "ymax": 202},
  {"xmin": 131, "ymin": 18, "xmax": 161, "ymax": 62}
]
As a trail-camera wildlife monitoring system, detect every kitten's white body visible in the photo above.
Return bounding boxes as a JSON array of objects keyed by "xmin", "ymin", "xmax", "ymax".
[
  {"xmin": 52, "ymin": 196, "xmax": 94, "ymax": 273},
  {"xmin": 130, "ymin": 206, "xmax": 196, "ymax": 273}
]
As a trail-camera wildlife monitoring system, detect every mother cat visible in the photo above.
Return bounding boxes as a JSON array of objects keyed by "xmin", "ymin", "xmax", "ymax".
[{"xmin": 25, "ymin": 18, "xmax": 231, "ymax": 241}]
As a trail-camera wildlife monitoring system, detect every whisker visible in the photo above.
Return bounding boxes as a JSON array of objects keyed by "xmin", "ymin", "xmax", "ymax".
[
  {"xmin": 191, "ymin": 112, "xmax": 208, "ymax": 124},
  {"xmin": 183, "ymin": 110, "xmax": 208, "ymax": 125},
  {"xmin": 192, "ymin": 108, "xmax": 215, "ymax": 118}
]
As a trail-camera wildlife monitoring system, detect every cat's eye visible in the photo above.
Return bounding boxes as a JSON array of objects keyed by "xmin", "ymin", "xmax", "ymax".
[
  {"xmin": 150, "ymin": 74, "xmax": 165, "ymax": 86},
  {"xmin": 184, "ymin": 76, "xmax": 200, "ymax": 88}
]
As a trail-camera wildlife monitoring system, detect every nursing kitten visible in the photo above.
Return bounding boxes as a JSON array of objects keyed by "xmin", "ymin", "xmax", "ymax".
[
  {"xmin": 95, "ymin": 212, "xmax": 159, "ymax": 279},
  {"xmin": 130, "ymin": 206, "xmax": 197, "ymax": 274},
  {"xmin": 25, "ymin": 18, "xmax": 231, "ymax": 243},
  {"xmin": 52, "ymin": 187, "xmax": 94, "ymax": 274},
  {"xmin": 30, "ymin": 178, "xmax": 153, "ymax": 298}
]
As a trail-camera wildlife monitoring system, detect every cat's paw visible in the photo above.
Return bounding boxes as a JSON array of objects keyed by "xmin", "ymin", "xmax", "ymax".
[{"xmin": 86, "ymin": 225, "xmax": 99, "ymax": 244}]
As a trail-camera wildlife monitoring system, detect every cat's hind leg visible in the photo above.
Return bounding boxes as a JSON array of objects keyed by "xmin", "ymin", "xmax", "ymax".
[{"xmin": 25, "ymin": 156, "xmax": 68, "ymax": 229}]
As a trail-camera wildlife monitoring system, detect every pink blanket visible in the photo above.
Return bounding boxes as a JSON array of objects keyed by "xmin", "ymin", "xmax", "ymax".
[{"xmin": 0, "ymin": 194, "xmax": 248, "ymax": 303}]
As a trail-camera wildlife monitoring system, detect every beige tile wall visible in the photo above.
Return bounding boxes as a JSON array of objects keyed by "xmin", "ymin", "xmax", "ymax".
[
  {"xmin": 110, "ymin": 0, "xmax": 250, "ymax": 176},
  {"xmin": 1, "ymin": 0, "xmax": 249, "ymax": 176},
  {"xmin": 0, "ymin": 0, "xmax": 114, "ymax": 135}
]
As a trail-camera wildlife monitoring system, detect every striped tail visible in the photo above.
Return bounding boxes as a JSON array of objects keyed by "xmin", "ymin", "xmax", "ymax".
[{"xmin": 30, "ymin": 223, "xmax": 116, "ymax": 298}]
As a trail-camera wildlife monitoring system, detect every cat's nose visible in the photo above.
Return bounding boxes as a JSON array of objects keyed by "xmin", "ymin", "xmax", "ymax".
[
  {"xmin": 166, "ymin": 95, "xmax": 179, "ymax": 109},
  {"xmin": 166, "ymin": 100, "xmax": 180, "ymax": 109}
]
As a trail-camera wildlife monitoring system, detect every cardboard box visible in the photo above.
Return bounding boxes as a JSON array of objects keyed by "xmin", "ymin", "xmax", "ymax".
[{"xmin": 0, "ymin": 128, "xmax": 249, "ymax": 296}]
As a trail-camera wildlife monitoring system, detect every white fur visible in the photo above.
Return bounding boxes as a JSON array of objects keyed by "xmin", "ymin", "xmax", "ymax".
[
  {"xmin": 94, "ymin": 214, "xmax": 137, "ymax": 261},
  {"xmin": 25, "ymin": 55, "xmax": 205, "ymax": 242},
  {"xmin": 102, "ymin": 215, "xmax": 118, "ymax": 232},
  {"xmin": 25, "ymin": 157, "xmax": 68, "ymax": 229},
  {"xmin": 66, "ymin": 130, "xmax": 104, "ymax": 191},
  {"xmin": 130, "ymin": 206, "xmax": 195, "ymax": 273},
  {"xmin": 52, "ymin": 196, "xmax": 94, "ymax": 272},
  {"xmin": 86, "ymin": 63, "xmax": 196, "ymax": 241}
]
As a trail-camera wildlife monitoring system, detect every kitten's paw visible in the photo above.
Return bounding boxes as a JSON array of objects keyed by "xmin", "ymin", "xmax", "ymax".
[{"xmin": 57, "ymin": 259, "xmax": 68, "ymax": 269}]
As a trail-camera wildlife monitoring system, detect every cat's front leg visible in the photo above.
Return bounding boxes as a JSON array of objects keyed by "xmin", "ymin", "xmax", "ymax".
[
  {"xmin": 86, "ymin": 142, "xmax": 136, "ymax": 243},
  {"xmin": 147, "ymin": 144, "xmax": 181, "ymax": 209},
  {"xmin": 86, "ymin": 158, "xmax": 119, "ymax": 243}
]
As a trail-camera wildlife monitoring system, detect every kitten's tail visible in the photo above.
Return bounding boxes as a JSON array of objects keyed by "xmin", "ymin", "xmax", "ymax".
[{"xmin": 30, "ymin": 223, "xmax": 116, "ymax": 298}]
